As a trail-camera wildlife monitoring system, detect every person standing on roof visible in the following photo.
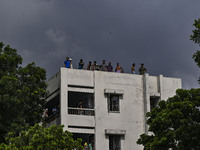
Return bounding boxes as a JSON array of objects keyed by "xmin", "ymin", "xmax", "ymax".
[
  {"xmin": 131, "ymin": 63, "xmax": 136, "ymax": 74},
  {"xmin": 100, "ymin": 60, "xmax": 107, "ymax": 71},
  {"xmin": 139, "ymin": 63, "xmax": 147, "ymax": 75},
  {"xmin": 121, "ymin": 67, "xmax": 124, "ymax": 73},
  {"xmin": 87, "ymin": 61, "xmax": 93, "ymax": 70},
  {"xmin": 64, "ymin": 57, "xmax": 70, "ymax": 68},
  {"xmin": 115, "ymin": 63, "xmax": 122, "ymax": 73},
  {"xmin": 69, "ymin": 58, "xmax": 73, "ymax": 69},
  {"xmin": 78, "ymin": 59, "xmax": 86, "ymax": 69},
  {"xmin": 92, "ymin": 61, "xmax": 99, "ymax": 71},
  {"xmin": 107, "ymin": 62, "xmax": 113, "ymax": 72}
]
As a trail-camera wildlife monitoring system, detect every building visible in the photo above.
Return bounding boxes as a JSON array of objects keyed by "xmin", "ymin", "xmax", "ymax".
[{"xmin": 45, "ymin": 68, "xmax": 181, "ymax": 150}]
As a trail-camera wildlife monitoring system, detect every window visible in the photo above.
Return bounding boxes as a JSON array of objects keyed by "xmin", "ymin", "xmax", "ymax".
[
  {"xmin": 104, "ymin": 89, "xmax": 123, "ymax": 113},
  {"xmin": 108, "ymin": 94, "xmax": 120, "ymax": 112},
  {"xmin": 150, "ymin": 96, "xmax": 160, "ymax": 110},
  {"xmin": 68, "ymin": 91, "xmax": 95, "ymax": 116},
  {"xmin": 109, "ymin": 135, "xmax": 121, "ymax": 150}
]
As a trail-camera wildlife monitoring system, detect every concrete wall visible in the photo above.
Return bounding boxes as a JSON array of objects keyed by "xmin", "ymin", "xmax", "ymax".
[
  {"xmin": 94, "ymin": 72, "xmax": 144, "ymax": 150},
  {"xmin": 68, "ymin": 115, "xmax": 95, "ymax": 127},
  {"xmin": 160, "ymin": 76, "xmax": 182, "ymax": 100},
  {"xmin": 60, "ymin": 68, "xmax": 94, "ymax": 133},
  {"xmin": 46, "ymin": 71, "xmax": 60, "ymax": 94},
  {"xmin": 47, "ymin": 68, "xmax": 181, "ymax": 150}
]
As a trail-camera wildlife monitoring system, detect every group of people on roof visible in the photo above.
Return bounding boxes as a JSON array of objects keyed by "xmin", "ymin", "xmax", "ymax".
[{"xmin": 64, "ymin": 57, "xmax": 147, "ymax": 75}]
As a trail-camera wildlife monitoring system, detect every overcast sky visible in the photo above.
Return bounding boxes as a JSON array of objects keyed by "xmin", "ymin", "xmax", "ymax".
[{"xmin": 0, "ymin": 0, "xmax": 200, "ymax": 89}]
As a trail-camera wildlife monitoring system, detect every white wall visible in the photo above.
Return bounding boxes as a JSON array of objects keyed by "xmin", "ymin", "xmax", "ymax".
[
  {"xmin": 47, "ymin": 68, "xmax": 182, "ymax": 150},
  {"xmin": 94, "ymin": 72, "xmax": 144, "ymax": 150},
  {"xmin": 60, "ymin": 68, "xmax": 94, "ymax": 133},
  {"xmin": 46, "ymin": 71, "xmax": 60, "ymax": 94}
]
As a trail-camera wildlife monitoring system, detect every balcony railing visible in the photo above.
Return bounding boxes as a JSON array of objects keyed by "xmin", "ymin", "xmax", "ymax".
[
  {"xmin": 68, "ymin": 107, "xmax": 95, "ymax": 116},
  {"xmin": 45, "ymin": 110, "xmax": 61, "ymax": 127}
]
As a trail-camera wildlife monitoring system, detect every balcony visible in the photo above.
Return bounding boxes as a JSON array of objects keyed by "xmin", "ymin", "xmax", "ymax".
[
  {"xmin": 67, "ymin": 107, "xmax": 95, "ymax": 134},
  {"xmin": 45, "ymin": 110, "xmax": 61, "ymax": 127}
]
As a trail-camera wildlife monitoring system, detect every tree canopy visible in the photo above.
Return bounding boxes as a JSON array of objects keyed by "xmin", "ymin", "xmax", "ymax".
[
  {"xmin": 137, "ymin": 89, "xmax": 200, "ymax": 150},
  {"xmin": 0, "ymin": 42, "xmax": 47, "ymax": 143},
  {"xmin": 191, "ymin": 18, "xmax": 200, "ymax": 79},
  {"xmin": 0, "ymin": 124, "xmax": 83, "ymax": 150}
]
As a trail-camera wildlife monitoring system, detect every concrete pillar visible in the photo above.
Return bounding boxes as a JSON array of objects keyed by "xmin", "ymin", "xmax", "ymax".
[
  {"xmin": 60, "ymin": 68, "xmax": 69, "ymax": 131},
  {"xmin": 142, "ymin": 73, "xmax": 150, "ymax": 134},
  {"xmin": 158, "ymin": 74, "xmax": 163, "ymax": 100}
]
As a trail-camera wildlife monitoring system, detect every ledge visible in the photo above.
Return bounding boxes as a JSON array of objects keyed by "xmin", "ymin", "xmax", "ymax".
[
  {"xmin": 105, "ymin": 129, "xmax": 126, "ymax": 135},
  {"xmin": 104, "ymin": 89, "xmax": 124, "ymax": 95},
  {"xmin": 150, "ymin": 92, "xmax": 161, "ymax": 97}
]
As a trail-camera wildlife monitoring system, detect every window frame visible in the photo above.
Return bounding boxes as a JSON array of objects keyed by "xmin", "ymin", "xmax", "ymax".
[
  {"xmin": 108, "ymin": 93, "xmax": 120, "ymax": 113},
  {"xmin": 109, "ymin": 135, "xmax": 121, "ymax": 150},
  {"xmin": 150, "ymin": 96, "xmax": 160, "ymax": 110}
]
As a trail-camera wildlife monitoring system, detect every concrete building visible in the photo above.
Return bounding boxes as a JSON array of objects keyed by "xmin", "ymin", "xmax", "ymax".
[{"xmin": 45, "ymin": 68, "xmax": 181, "ymax": 150}]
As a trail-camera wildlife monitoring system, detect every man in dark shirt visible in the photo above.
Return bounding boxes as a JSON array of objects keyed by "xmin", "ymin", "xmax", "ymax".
[
  {"xmin": 87, "ymin": 61, "xmax": 92, "ymax": 70},
  {"xmin": 78, "ymin": 59, "xmax": 86, "ymax": 69},
  {"xmin": 139, "ymin": 63, "xmax": 147, "ymax": 75},
  {"xmin": 92, "ymin": 61, "xmax": 100, "ymax": 71},
  {"xmin": 107, "ymin": 62, "xmax": 113, "ymax": 72},
  {"xmin": 100, "ymin": 60, "xmax": 107, "ymax": 71}
]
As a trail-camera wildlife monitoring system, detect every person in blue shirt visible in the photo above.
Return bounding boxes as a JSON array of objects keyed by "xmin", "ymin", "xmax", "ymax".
[
  {"xmin": 64, "ymin": 57, "xmax": 70, "ymax": 68},
  {"xmin": 52, "ymin": 105, "xmax": 58, "ymax": 114}
]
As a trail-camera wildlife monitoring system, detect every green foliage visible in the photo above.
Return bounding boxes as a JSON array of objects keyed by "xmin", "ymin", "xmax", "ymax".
[
  {"xmin": 192, "ymin": 51, "xmax": 200, "ymax": 68},
  {"xmin": 191, "ymin": 19, "xmax": 200, "ymax": 46},
  {"xmin": 191, "ymin": 18, "xmax": 200, "ymax": 83},
  {"xmin": 0, "ymin": 124, "xmax": 83, "ymax": 150},
  {"xmin": 0, "ymin": 42, "xmax": 47, "ymax": 143},
  {"xmin": 137, "ymin": 89, "xmax": 200, "ymax": 150}
]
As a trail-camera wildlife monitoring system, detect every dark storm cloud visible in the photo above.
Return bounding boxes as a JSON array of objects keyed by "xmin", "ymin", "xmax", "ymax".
[{"xmin": 0, "ymin": 0, "xmax": 200, "ymax": 89}]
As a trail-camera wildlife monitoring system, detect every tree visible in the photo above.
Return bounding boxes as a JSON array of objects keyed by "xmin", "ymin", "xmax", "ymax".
[
  {"xmin": 137, "ymin": 89, "xmax": 200, "ymax": 150},
  {"xmin": 191, "ymin": 18, "xmax": 200, "ymax": 81},
  {"xmin": 0, "ymin": 124, "xmax": 83, "ymax": 150},
  {"xmin": 0, "ymin": 42, "xmax": 47, "ymax": 143}
]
